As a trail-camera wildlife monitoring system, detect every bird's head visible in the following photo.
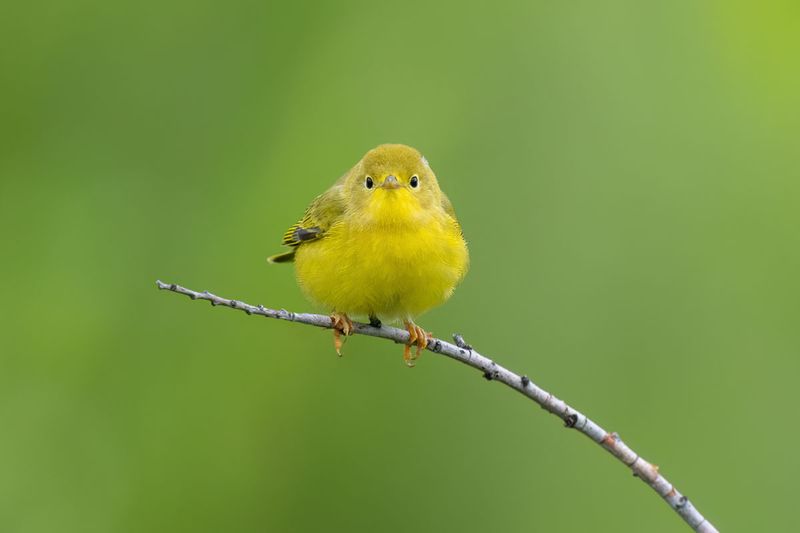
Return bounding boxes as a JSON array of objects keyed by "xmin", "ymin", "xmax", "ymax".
[{"xmin": 346, "ymin": 144, "xmax": 442, "ymax": 225}]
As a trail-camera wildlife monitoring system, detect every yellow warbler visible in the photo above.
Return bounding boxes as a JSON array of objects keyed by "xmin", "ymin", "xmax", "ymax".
[{"xmin": 269, "ymin": 144, "xmax": 469, "ymax": 366}]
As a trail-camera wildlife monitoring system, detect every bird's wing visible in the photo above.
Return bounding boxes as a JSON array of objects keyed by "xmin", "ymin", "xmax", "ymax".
[
  {"xmin": 282, "ymin": 182, "xmax": 346, "ymax": 246},
  {"xmin": 440, "ymin": 192, "xmax": 464, "ymax": 236},
  {"xmin": 267, "ymin": 178, "xmax": 348, "ymax": 266},
  {"xmin": 269, "ymin": 175, "xmax": 349, "ymax": 263},
  {"xmin": 268, "ymin": 186, "xmax": 344, "ymax": 263}
]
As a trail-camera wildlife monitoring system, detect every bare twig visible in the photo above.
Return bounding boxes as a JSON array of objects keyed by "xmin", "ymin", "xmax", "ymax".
[{"xmin": 156, "ymin": 280, "xmax": 719, "ymax": 532}]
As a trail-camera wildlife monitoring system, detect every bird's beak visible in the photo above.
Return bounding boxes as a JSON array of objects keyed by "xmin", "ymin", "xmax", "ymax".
[{"xmin": 381, "ymin": 175, "xmax": 401, "ymax": 189}]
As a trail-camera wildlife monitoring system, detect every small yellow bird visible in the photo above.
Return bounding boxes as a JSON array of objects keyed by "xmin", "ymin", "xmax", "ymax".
[{"xmin": 269, "ymin": 144, "xmax": 469, "ymax": 366}]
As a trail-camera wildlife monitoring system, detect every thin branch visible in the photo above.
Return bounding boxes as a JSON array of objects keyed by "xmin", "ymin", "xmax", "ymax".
[{"xmin": 156, "ymin": 280, "xmax": 719, "ymax": 532}]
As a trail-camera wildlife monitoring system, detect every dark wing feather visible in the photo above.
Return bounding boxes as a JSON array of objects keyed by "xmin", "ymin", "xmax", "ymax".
[
  {"xmin": 269, "ymin": 181, "xmax": 346, "ymax": 263},
  {"xmin": 282, "ymin": 223, "xmax": 323, "ymax": 246}
]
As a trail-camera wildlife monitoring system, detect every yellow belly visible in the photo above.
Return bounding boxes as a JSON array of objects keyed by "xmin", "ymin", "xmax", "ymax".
[{"xmin": 294, "ymin": 218, "xmax": 468, "ymax": 321}]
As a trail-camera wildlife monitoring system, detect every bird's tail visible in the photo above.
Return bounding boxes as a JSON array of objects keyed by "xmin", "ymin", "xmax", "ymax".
[{"xmin": 267, "ymin": 250, "xmax": 296, "ymax": 264}]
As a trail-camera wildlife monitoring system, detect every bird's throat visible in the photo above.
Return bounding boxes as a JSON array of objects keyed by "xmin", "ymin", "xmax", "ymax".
[{"xmin": 365, "ymin": 190, "xmax": 424, "ymax": 228}]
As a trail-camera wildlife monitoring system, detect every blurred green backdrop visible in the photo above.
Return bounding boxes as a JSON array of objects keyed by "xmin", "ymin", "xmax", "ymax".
[{"xmin": 1, "ymin": 1, "xmax": 798, "ymax": 531}]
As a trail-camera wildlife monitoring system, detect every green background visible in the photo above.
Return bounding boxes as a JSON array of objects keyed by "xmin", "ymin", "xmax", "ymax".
[{"xmin": 2, "ymin": 1, "xmax": 798, "ymax": 531}]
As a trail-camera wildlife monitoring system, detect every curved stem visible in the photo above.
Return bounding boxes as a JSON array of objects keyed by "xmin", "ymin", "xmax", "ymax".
[{"xmin": 156, "ymin": 280, "xmax": 719, "ymax": 532}]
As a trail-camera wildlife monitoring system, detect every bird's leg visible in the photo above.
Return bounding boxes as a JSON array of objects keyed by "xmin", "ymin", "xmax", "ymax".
[
  {"xmin": 369, "ymin": 314, "xmax": 382, "ymax": 328},
  {"xmin": 403, "ymin": 320, "xmax": 432, "ymax": 367},
  {"xmin": 330, "ymin": 312, "xmax": 354, "ymax": 356}
]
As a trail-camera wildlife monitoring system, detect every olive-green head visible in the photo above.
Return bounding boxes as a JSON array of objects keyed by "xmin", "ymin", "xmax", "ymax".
[{"xmin": 344, "ymin": 144, "xmax": 443, "ymax": 222}]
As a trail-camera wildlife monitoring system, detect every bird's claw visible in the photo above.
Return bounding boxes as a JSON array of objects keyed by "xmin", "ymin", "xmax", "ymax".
[
  {"xmin": 331, "ymin": 312, "xmax": 354, "ymax": 356},
  {"xmin": 403, "ymin": 321, "xmax": 432, "ymax": 367}
]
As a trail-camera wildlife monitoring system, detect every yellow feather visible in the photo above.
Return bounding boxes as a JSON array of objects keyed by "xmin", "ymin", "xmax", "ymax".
[{"xmin": 271, "ymin": 144, "xmax": 469, "ymax": 323}]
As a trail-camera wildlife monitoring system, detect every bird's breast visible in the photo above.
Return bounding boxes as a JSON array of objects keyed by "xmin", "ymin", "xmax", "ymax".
[{"xmin": 295, "ymin": 213, "xmax": 468, "ymax": 319}]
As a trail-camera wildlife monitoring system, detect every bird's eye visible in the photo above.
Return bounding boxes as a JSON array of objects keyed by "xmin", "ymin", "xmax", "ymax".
[
  {"xmin": 365, "ymin": 176, "xmax": 374, "ymax": 189},
  {"xmin": 410, "ymin": 175, "xmax": 419, "ymax": 188}
]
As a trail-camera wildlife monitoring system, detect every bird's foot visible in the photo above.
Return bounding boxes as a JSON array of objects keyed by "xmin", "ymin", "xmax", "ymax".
[
  {"xmin": 330, "ymin": 312, "xmax": 354, "ymax": 356},
  {"xmin": 403, "ymin": 321, "xmax": 432, "ymax": 368},
  {"xmin": 369, "ymin": 315, "xmax": 382, "ymax": 328}
]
